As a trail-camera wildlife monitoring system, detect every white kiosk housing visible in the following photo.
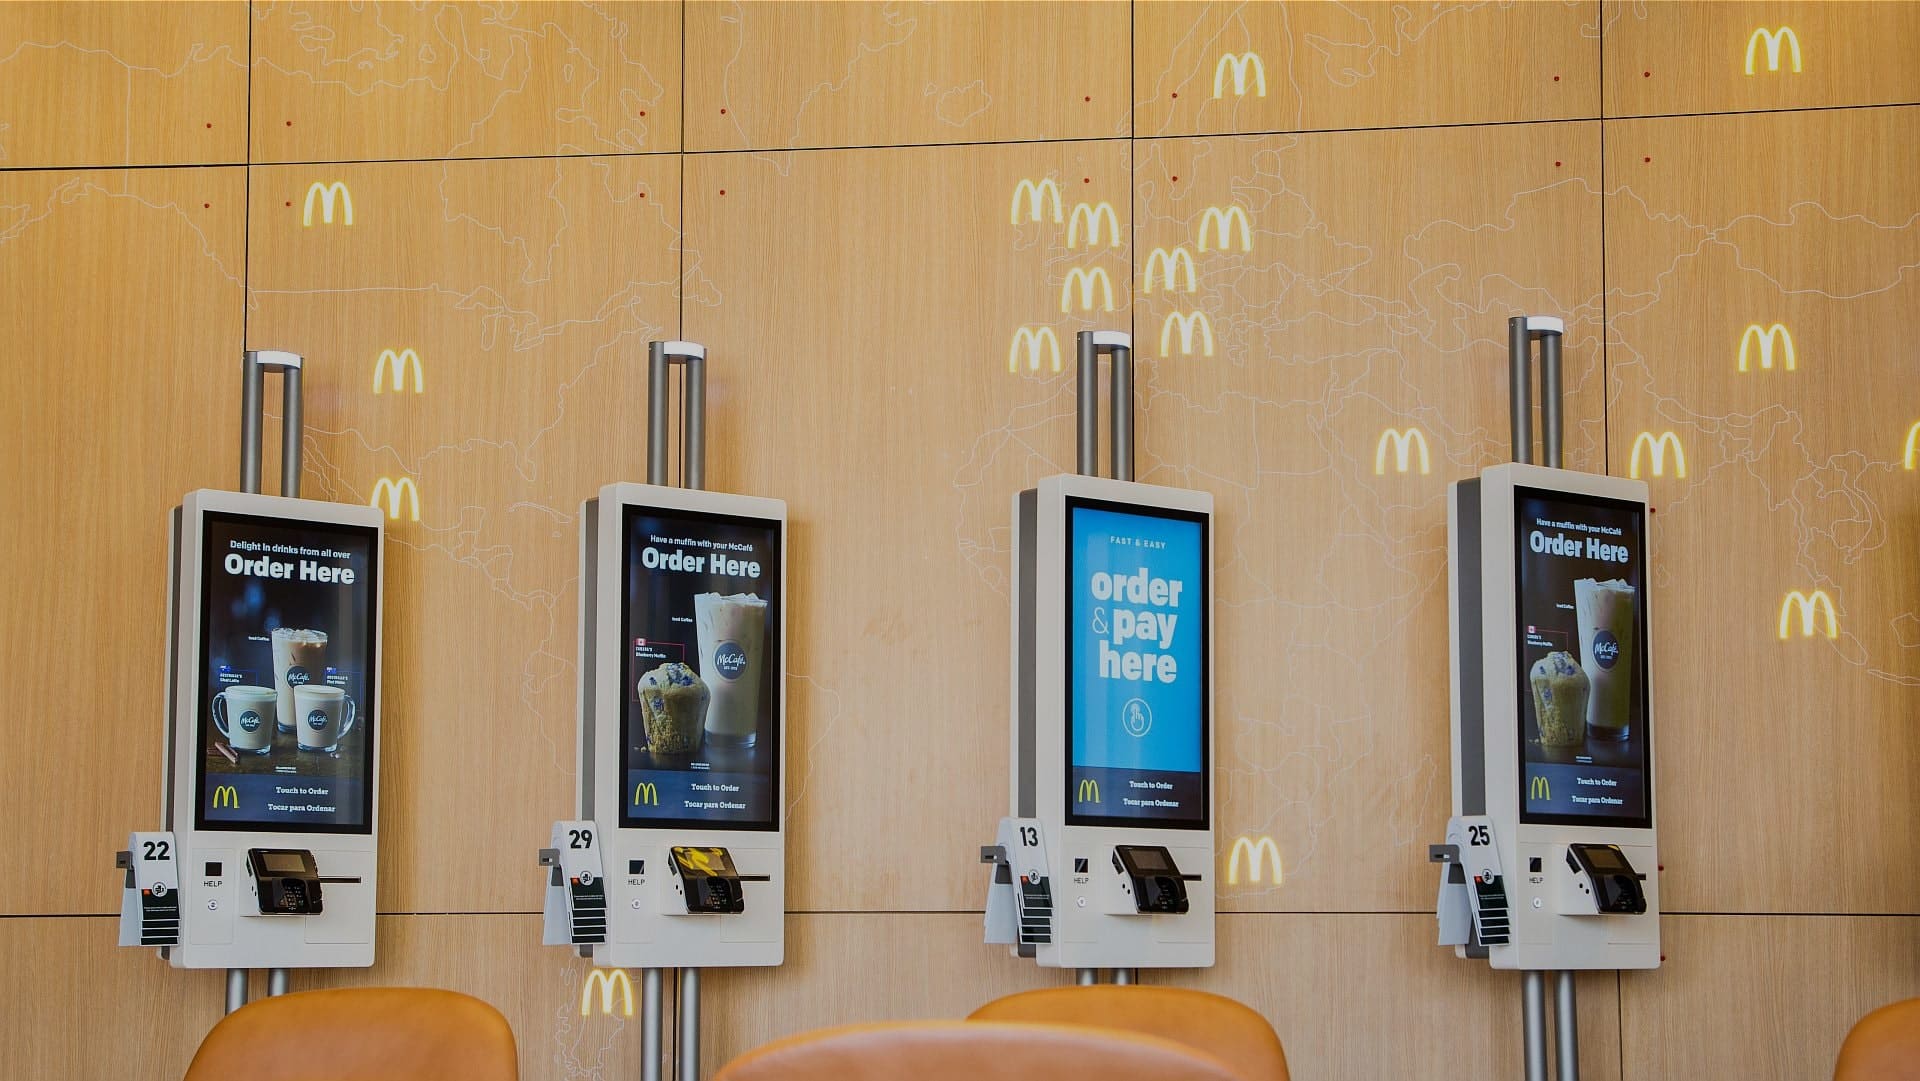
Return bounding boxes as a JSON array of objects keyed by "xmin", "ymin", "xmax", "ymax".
[
  {"xmin": 1434, "ymin": 318, "xmax": 1660, "ymax": 1081},
  {"xmin": 119, "ymin": 352, "xmax": 385, "ymax": 1012},
  {"xmin": 542, "ymin": 342, "xmax": 785, "ymax": 1081},
  {"xmin": 984, "ymin": 332, "xmax": 1215, "ymax": 979}
]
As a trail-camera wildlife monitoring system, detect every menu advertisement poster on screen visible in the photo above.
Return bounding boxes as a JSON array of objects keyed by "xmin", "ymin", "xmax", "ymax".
[
  {"xmin": 1514, "ymin": 488, "xmax": 1651, "ymax": 828},
  {"xmin": 1067, "ymin": 498, "xmax": 1209, "ymax": 829},
  {"xmin": 197, "ymin": 512, "xmax": 380, "ymax": 833},
  {"xmin": 621, "ymin": 507, "xmax": 781, "ymax": 830}
]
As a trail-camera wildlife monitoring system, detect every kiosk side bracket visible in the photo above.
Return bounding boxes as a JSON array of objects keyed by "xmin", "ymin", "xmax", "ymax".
[
  {"xmin": 647, "ymin": 341, "xmax": 707, "ymax": 491},
  {"xmin": 1075, "ymin": 331, "xmax": 1135, "ymax": 482}
]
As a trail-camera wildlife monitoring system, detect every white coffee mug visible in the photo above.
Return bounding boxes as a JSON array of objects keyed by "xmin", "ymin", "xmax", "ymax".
[
  {"xmin": 213, "ymin": 685, "xmax": 277, "ymax": 755},
  {"xmin": 294, "ymin": 684, "xmax": 356, "ymax": 754}
]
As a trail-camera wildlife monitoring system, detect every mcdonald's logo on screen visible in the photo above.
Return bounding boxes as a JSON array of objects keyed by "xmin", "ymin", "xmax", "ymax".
[
  {"xmin": 1160, "ymin": 311, "xmax": 1215, "ymax": 358},
  {"xmin": 1075, "ymin": 778, "xmax": 1100, "ymax": 805},
  {"xmin": 1010, "ymin": 177, "xmax": 1064, "ymax": 225},
  {"xmin": 212, "ymin": 785, "xmax": 239, "ymax": 809},
  {"xmin": 1143, "ymin": 246, "xmax": 1198, "ymax": 294},
  {"xmin": 1067, "ymin": 201, "xmax": 1121, "ymax": 249},
  {"xmin": 370, "ymin": 476, "xmax": 420, "ymax": 522},
  {"xmin": 372, "ymin": 348, "xmax": 423, "ymax": 394},
  {"xmin": 1737, "ymin": 323, "xmax": 1796, "ymax": 372},
  {"xmin": 1373, "ymin": 427, "xmax": 1431, "ymax": 475},
  {"xmin": 1902, "ymin": 422, "xmax": 1920, "ymax": 470},
  {"xmin": 1530, "ymin": 776, "xmax": 1550, "ymax": 801},
  {"xmin": 1745, "ymin": 26, "xmax": 1802, "ymax": 75},
  {"xmin": 1060, "ymin": 267, "xmax": 1116, "ymax": 313},
  {"xmin": 1778, "ymin": 590, "xmax": 1838, "ymax": 640},
  {"xmin": 1008, "ymin": 326, "xmax": 1062, "ymax": 373},
  {"xmin": 1225, "ymin": 836, "xmax": 1282, "ymax": 886},
  {"xmin": 1212, "ymin": 51, "xmax": 1267, "ymax": 98},
  {"xmin": 1629, "ymin": 431, "xmax": 1687, "ymax": 479},
  {"xmin": 580, "ymin": 969, "xmax": 634, "ymax": 1017},
  {"xmin": 302, "ymin": 181, "xmax": 353, "ymax": 227},
  {"xmin": 633, "ymin": 781, "xmax": 659, "ymax": 806},
  {"xmin": 1197, "ymin": 205, "xmax": 1251, "ymax": 253}
]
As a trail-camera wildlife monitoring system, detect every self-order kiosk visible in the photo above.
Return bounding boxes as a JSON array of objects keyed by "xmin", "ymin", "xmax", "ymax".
[
  {"xmin": 119, "ymin": 351, "xmax": 385, "ymax": 1012},
  {"xmin": 1434, "ymin": 318, "xmax": 1660, "ymax": 1081},
  {"xmin": 983, "ymin": 331, "xmax": 1215, "ymax": 979},
  {"xmin": 542, "ymin": 342, "xmax": 784, "ymax": 1081}
]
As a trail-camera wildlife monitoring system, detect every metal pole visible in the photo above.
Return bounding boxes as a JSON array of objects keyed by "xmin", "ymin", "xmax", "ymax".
[
  {"xmin": 647, "ymin": 342, "xmax": 671, "ymax": 486},
  {"xmin": 677, "ymin": 968, "xmax": 700, "ymax": 1081},
  {"xmin": 240, "ymin": 357, "xmax": 264, "ymax": 494},
  {"xmin": 280, "ymin": 366, "xmax": 303, "ymax": 498},
  {"xmin": 1538, "ymin": 330, "xmax": 1564, "ymax": 471},
  {"xmin": 1076, "ymin": 968, "xmax": 1098, "ymax": 986},
  {"xmin": 641, "ymin": 968, "xmax": 664, "ymax": 1081},
  {"xmin": 1508, "ymin": 317, "xmax": 1533, "ymax": 465},
  {"xmin": 1554, "ymin": 970, "xmax": 1579, "ymax": 1081},
  {"xmin": 1111, "ymin": 968, "xmax": 1135, "ymax": 985},
  {"xmin": 267, "ymin": 968, "xmax": 290, "ymax": 996},
  {"xmin": 1109, "ymin": 345, "xmax": 1134, "ymax": 482},
  {"xmin": 1523, "ymin": 970, "xmax": 1549, "ymax": 1081},
  {"xmin": 1075, "ymin": 333, "xmax": 1099, "ymax": 476},
  {"xmin": 682, "ymin": 354, "xmax": 705, "ymax": 492},
  {"xmin": 224, "ymin": 968, "xmax": 249, "ymax": 1014}
]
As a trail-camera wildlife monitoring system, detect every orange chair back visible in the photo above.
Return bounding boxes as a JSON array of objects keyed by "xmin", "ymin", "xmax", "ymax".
[
  {"xmin": 712, "ymin": 1020, "xmax": 1243, "ymax": 1081},
  {"xmin": 183, "ymin": 987, "xmax": 517, "ymax": 1081},
  {"xmin": 969, "ymin": 985, "xmax": 1290, "ymax": 1081},
  {"xmin": 1835, "ymin": 998, "xmax": 1920, "ymax": 1081}
]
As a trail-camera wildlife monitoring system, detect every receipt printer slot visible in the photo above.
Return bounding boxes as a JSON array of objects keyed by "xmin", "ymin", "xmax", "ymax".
[
  {"xmin": 1566, "ymin": 843, "xmax": 1648, "ymax": 915},
  {"xmin": 670, "ymin": 847, "xmax": 768, "ymax": 915},
  {"xmin": 1113, "ymin": 845, "xmax": 1198, "ymax": 915}
]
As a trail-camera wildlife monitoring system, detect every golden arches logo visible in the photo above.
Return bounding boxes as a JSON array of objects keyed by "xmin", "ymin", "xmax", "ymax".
[
  {"xmin": 1075, "ymin": 778, "xmax": 1100, "ymax": 804},
  {"xmin": 1745, "ymin": 26, "xmax": 1802, "ymax": 75},
  {"xmin": 1143, "ymin": 246, "xmax": 1198, "ymax": 294},
  {"xmin": 302, "ymin": 181, "xmax": 353, "ymax": 227},
  {"xmin": 1778, "ymin": 590, "xmax": 1838, "ymax": 640},
  {"xmin": 213, "ymin": 785, "xmax": 239, "ymax": 809},
  {"xmin": 1008, "ymin": 326, "xmax": 1062, "ymax": 373},
  {"xmin": 1373, "ymin": 427, "xmax": 1431, "ymax": 475},
  {"xmin": 1010, "ymin": 177, "xmax": 1063, "ymax": 225},
  {"xmin": 1197, "ymin": 206, "xmax": 1251, "ymax": 253},
  {"xmin": 1060, "ymin": 267, "xmax": 1116, "ymax": 313},
  {"xmin": 1067, "ymin": 201, "xmax": 1121, "ymax": 249},
  {"xmin": 1738, "ymin": 323, "xmax": 1796, "ymax": 372},
  {"xmin": 1902, "ymin": 422, "xmax": 1920, "ymax": 470},
  {"xmin": 1212, "ymin": 51, "xmax": 1267, "ymax": 98},
  {"xmin": 1160, "ymin": 311, "xmax": 1215, "ymax": 358},
  {"xmin": 580, "ymin": 970, "xmax": 634, "ymax": 1017},
  {"xmin": 633, "ymin": 782, "xmax": 659, "ymax": 806},
  {"xmin": 372, "ymin": 348, "xmax": 423, "ymax": 394},
  {"xmin": 370, "ymin": 476, "xmax": 420, "ymax": 522},
  {"xmin": 1225, "ymin": 836, "xmax": 1282, "ymax": 886},
  {"xmin": 1530, "ymin": 776, "xmax": 1550, "ymax": 801},
  {"xmin": 1629, "ymin": 431, "xmax": 1687, "ymax": 480}
]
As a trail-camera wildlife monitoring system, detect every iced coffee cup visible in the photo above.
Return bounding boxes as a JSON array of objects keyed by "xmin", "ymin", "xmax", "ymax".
[
  {"xmin": 1576, "ymin": 579, "xmax": 1636, "ymax": 741},
  {"xmin": 695, "ymin": 593, "xmax": 766, "ymax": 747},
  {"xmin": 271, "ymin": 628, "xmax": 328, "ymax": 734},
  {"xmin": 1528, "ymin": 651, "xmax": 1589, "ymax": 747}
]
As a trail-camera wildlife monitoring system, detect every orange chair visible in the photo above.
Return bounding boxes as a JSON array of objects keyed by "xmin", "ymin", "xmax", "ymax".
[
  {"xmin": 183, "ymin": 987, "xmax": 517, "ymax": 1081},
  {"xmin": 969, "ymin": 985, "xmax": 1290, "ymax": 1081},
  {"xmin": 1835, "ymin": 997, "xmax": 1920, "ymax": 1081},
  {"xmin": 712, "ymin": 1020, "xmax": 1243, "ymax": 1081}
]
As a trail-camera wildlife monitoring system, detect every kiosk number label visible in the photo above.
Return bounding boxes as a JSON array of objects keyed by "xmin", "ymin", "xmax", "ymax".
[
  {"xmin": 1467, "ymin": 825, "xmax": 1490, "ymax": 847},
  {"xmin": 1019, "ymin": 827, "xmax": 1039, "ymax": 847},
  {"xmin": 568, "ymin": 829, "xmax": 595, "ymax": 850},
  {"xmin": 142, "ymin": 840, "xmax": 172, "ymax": 861}
]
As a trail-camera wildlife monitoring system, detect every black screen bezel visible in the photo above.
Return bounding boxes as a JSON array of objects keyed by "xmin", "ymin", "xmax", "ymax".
[
  {"xmin": 193, "ymin": 509, "xmax": 381, "ymax": 835},
  {"xmin": 1063, "ymin": 495, "xmax": 1212, "ymax": 831},
  {"xmin": 1512, "ymin": 485, "xmax": 1653, "ymax": 830}
]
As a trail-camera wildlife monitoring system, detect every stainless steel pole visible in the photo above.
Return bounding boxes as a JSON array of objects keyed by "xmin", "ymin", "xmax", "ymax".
[
  {"xmin": 1075, "ymin": 333, "xmax": 1099, "ymax": 476},
  {"xmin": 1508, "ymin": 316, "xmax": 1533, "ymax": 465},
  {"xmin": 1554, "ymin": 970, "xmax": 1579, "ymax": 1081},
  {"xmin": 1538, "ymin": 330, "xmax": 1564, "ymax": 471},
  {"xmin": 1075, "ymin": 968, "xmax": 1098, "ymax": 986},
  {"xmin": 224, "ymin": 968, "xmax": 248, "ymax": 1014},
  {"xmin": 682, "ymin": 353, "xmax": 705, "ymax": 492},
  {"xmin": 642, "ymin": 968, "xmax": 664, "ymax": 1081},
  {"xmin": 1109, "ymin": 345, "xmax": 1134, "ymax": 482},
  {"xmin": 280, "ymin": 365, "xmax": 303, "ymax": 498},
  {"xmin": 1111, "ymin": 968, "xmax": 1135, "ymax": 985},
  {"xmin": 1523, "ymin": 969, "xmax": 1549, "ymax": 1081},
  {"xmin": 647, "ymin": 342, "xmax": 671, "ymax": 486},
  {"xmin": 267, "ymin": 968, "xmax": 290, "ymax": 996},
  {"xmin": 240, "ymin": 356, "xmax": 264, "ymax": 494},
  {"xmin": 677, "ymin": 968, "xmax": 700, "ymax": 1081}
]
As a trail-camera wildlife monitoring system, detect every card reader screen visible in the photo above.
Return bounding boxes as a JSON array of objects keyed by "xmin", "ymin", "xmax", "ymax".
[
  {"xmin": 1065, "ymin": 498, "xmax": 1210, "ymax": 830},
  {"xmin": 1513, "ymin": 487, "xmax": 1651, "ymax": 829},
  {"xmin": 620, "ymin": 505, "xmax": 782, "ymax": 831},
  {"xmin": 194, "ymin": 510, "xmax": 379, "ymax": 834}
]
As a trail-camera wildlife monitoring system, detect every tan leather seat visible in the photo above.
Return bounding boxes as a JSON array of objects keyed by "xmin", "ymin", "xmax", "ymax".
[
  {"xmin": 712, "ymin": 1020, "xmax": 1243, "ymax": 1081},
  {"xmin": 1835, "ymin": 997, "xmax": 1920, "ymax": 1081},
  {"xmin": 969, "ymin": 985, "xmax": 1290, "ymax": 1081},
  {"xmin": 183, "ymin": 987, "xmax": 517, "ymax": 1081}
]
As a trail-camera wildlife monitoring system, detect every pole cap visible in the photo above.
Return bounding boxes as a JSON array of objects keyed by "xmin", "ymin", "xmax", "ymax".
[
  {"xmin": 1523, "ymin": 316, "xmax": 1565, "ymax": 336},
  {"xmin": 246, "ymin": 349, "xmax": 303, "ymax": 370},
  {"xmin": 658, "ymin": 340, "xmax": 707, "ymax": 361}
]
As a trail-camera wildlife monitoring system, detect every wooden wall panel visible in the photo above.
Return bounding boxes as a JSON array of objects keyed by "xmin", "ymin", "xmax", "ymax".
[
  {"xmin": 1602, "ymin": 0, "xmax": 1920, "ymax": 118},
  {"xmin": 0, "ymin": 167, "xmax": 247, "ymax": 916},
  {"xmin": 682, "ymin": 140, "xmax": 1131, "ymax": 913},
  {"xmin": 249, "ymin": 1, "xmax": 682, "ymax": 162},
  {"xmin": 683, "ymin": 1, "xmax": 1129, "ymax": 150},
  {"xmin": 1620, "ymin": 915, "xmax": 1920, "ymax": 1080},
  {"xmin": 0, "ymin": 1, "xmax": 247, "ymax": 167},
  {"xmin": 1135, "ymin": 122, "xmax": 1604, "ymax": 911},
  {"xmin": 1134, "ymin": 1, "xmax": 1598, "ymax": 138},
  {"xmin": 244, "ymin": 156, "xmax": 682, "ymax": 914},
  {"xmin": 1604, "ymin": 107, "xmax": 1920, "ymax": 915}
]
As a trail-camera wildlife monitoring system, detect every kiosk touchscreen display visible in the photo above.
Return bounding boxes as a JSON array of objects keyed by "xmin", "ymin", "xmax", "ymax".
[
  {"xmin": 620, "ymin": 506, "xmax": 781, "ymax": 830},
  {"xmin": 1513, "ymin": 487, "xmax": 1651, "ymax": 829},
  {"xmin": 195, "ymin": 511, "xmax": 380, "ymax": 833},
  {"xmin": 1065, "ymin": 498, "xmax": 1209, "ymax": 829}
]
